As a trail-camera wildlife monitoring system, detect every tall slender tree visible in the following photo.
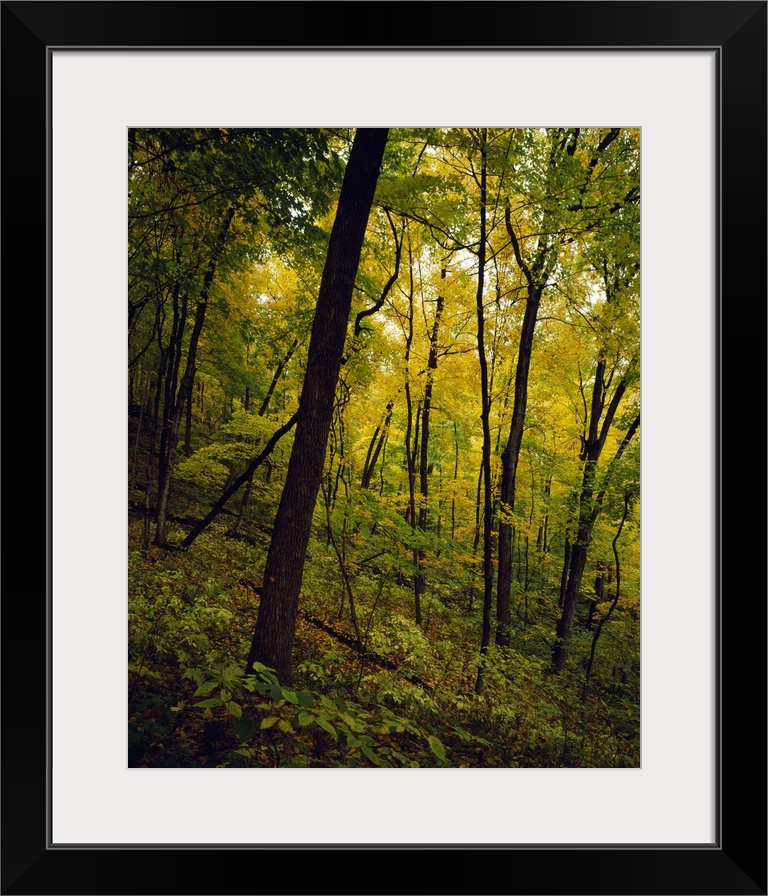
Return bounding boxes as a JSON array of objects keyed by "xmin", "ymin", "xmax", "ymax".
[
  {"xmin": 154, "ymin": 202, "xmax": 237, "ymax": 544},
  {"xmin": 552, "ymin": 254, "xmax": 640, "ymax": 671},
  {"xmin": 496, "ymin": 127, "xmax": 624, "ymax": 646},
  {"xmin": 472, "ymin": 129, "xmax": 494, "ymax": 696},
  {"xmin": 246, "ymin": 128, "xmax": 389, "ymax": 683}
]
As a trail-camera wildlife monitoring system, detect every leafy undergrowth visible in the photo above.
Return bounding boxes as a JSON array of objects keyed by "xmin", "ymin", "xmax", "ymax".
[{"xmin": 128, "ymin": 518, "xmax": 639, "ymax": 769}]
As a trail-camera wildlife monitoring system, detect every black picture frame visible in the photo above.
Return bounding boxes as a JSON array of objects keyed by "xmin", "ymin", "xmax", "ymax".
[{"xmin": 2, "ymin": 2, "xmax": 765, "ymax": 894}]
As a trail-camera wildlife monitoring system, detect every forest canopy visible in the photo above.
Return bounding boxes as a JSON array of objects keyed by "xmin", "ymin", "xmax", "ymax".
[{"xmin": 128, "ymin": 126, "xmax": 640, "ymax": 769}]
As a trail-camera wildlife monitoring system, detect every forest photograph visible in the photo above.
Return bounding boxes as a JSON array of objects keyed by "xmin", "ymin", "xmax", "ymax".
[{"xmin": 128, "ymin": 126, "xmax": 640, "ymax": 770}]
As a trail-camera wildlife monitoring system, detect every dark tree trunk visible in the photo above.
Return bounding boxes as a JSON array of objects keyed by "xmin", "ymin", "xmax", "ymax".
[
  {"xmin": 537, "ymin": 476, "xmax": 551, "ymax": 553},
  {"xmin": 499, "ymin": 129, "xmax": 623, "ymax": 643},
  {"xmin": 584, "ymin": 491, "xmax": 633, "ymax": 697},
  {"xmin": 142, "ymin": 372, "xmax": 164, "ymax": 552},
  {"xmin": 401, "ymin": 248, "xmax": 421, "ymax": 622},
  {"xmin": 184, "ymin": 368, "xmax": 194, "ymax": 457},
  {"xmin": 553, "ymin": 465, "xmax": 596, "ymax": 667},
  {"xmin": 415, "ymin": 292, "xmax": 445, "ymax": 624},
  {"xmin": 181, "ymin": 412, "xmax": 298, "ymax": 548},
  {"xmin": 259, "ymin": 338, "xmax": 299, "ymax": 419},
  {"xmin": 451, "ymin": 421, "xmax": 459, "ymax": 541},
  {"xmin": 496, "ymin": 199, "xmax": 547, "ymax": 647},
  {"xmin": 155, "ymin": 204, "xmax": 237, "ymax": 545},
  {"xmin": 157, "ymin": 282, "xmax": 186, "ymax": 500},
  {"xmin": 246, "ymin": 128, "xmax": 388, "ymax": 683},
  {"xmin": 472, "ymin": 130, "xmax": 495, "ymax": 696},
  {"xmin": 409, "ymin": 400, "xmax": 422, "ymax": 623},
  {"xmin": 361, "ymin": 401, "xmax": 393, "ymax": 490},
  {"xmin": 321, "ymin": 481, "xmax": 362, "ymax": 649},
  {"xmin": 587, "ymin": 562, "xmax": 607, "ymax": 631},
  {"xmin": 232, "ymin": 474, "xmax": 254, "ymax": 535},
  {"xmin": 473, "ymin": 463, "xmax": 483, "ymax": 555},
  {"xmin": 231, "ymin": 337, "xmax": 301, "ymax": 534},
  {"xmin": 495, "ymin": 281, "xmax": 540, "ymax": 646},
  {"xmin": 129, "ymin": 397, "xmax": 145, "ymax": 485},
  {"xmin": 558, "ymin": 536, "xmax": 572, "ymax": 609},
  {"xmin": 553, "ymin": 410, "xmax": 639, "ymax": 671}
]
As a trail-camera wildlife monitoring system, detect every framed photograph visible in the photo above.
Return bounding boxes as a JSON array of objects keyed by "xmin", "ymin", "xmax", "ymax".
[{"xmin": 3, "ymin": 2, "xmax": 765, "ymax": 893}]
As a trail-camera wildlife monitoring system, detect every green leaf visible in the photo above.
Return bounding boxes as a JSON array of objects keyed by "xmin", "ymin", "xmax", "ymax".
[
  {"xmin": 427, "ymin": 735, "xmax": 447, "ymax": 762},
  {"xmin": 193, "ymin": 680, "xmax": 218, "ymax": 697},
  {"xmin": 296, "ymin": 691, "xmax": 315, "ymax": 708},
  {"xmin": 315, "ymin": 717, "xmax": 337, "ymax": 738},
  {"xmin": 361, "ymin": 745, "xmax": 384, "ymax": 767},
  {"xmin": 261, "ymin": 716, "xmax": 279, "ymax": 729},
  {"xmin": 194, "ymin": 697, "xmax": 222, "ymax": 709},
  {"xmin": 225, "ymin": 701, "xmax": 242, "ymax": 718},
  {"xmin": 341, "ymin": 713, "xmax": 365, "ymax": 733},
  {"xmin": 251, "ymin": 661, "xmax": 278, "ymax": 677},
  {"xmin": 297, "ymin": 711, "xmax": 314, "ymax": 727}
]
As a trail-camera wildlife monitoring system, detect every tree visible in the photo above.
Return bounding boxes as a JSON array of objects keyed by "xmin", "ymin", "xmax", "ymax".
[
  {"xmin": 552, "ymin": 250, "xmax": 640, "ymax": 671},
  {"xmin": 246, "ymin": 128, "xmax": 389, "ymax": 683},
  {"xmin": 154, "ymin": 202, "xmax": 238, "ymax": 544},
  {"xmin": 470, "ymin": 128, "xmax": 495, "ymax": 695},
  {"xmin": 496, "ymin": 127, "xmax": 626, "ymax": 647},
  {"xmin": 128, "ymin": 128, "xmax": 341, "ymax": 546}
]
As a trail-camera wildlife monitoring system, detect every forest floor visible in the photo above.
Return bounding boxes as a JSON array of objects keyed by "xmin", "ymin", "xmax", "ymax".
[{"xmin": 128, "ymin": 501, "xmax": 639, "ymax": 769}]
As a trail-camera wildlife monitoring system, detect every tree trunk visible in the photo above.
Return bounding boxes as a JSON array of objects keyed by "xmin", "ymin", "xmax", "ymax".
[
  {"xmin": 401, "ymin": 247, "xmax": 421, "ymax": 622},
  {"xmin": 496, "ymin": 198, "xmax": 547, "ymax": 647},
  {"xmin": 321, "ymin": 481, "xmax": 362, "ymax": 649},
  {"xmin": 157, "ymin": 282, "xmax": 186, "ymax": 502},
  {"xmin": 155, "ymin": 204, "xmax": 237, "ymax": 545},
  {"xmin": 142, "ymin": 367, "xmax": 165, "ymax": 552},
  {"xmin": 259, "ymin": 338, "xmax": 299, "ymax": 418},
  {"xmin": 409, "ymin": 400, "xmax": 422, "ymax": 624},
  {"xmin": 553, "ymin": 463, "xmax": 596, "ymax": 668},
  {"xmin": 182, "ymin": 412, "xmax": 298, "ymax": 548},
  {"xmin": 553, "ymin": 409, "xmax": 639, "ymax": 671},
  {"xmin": 154, "ymin": 298, "xmax": 203, "ymax": 544},
  {"xmin": 537, "ymin": 476, "xmax": 551, "ymax": 553},
  {"xmin": 451, "ymin": 421, "xmax": 459, "ymax": 541},
  {"xmin": 587, "ymin": 562, "xmax": 606, "ymax": 631},
  {"xmin": 231, "ymin": 337, "xmax": 300, "ymax": 534},
  {"xmin": 184, "ymin": 370, "xmax": 194, "ymax": 456},
  {"xmin": 584, "ymin": 491, "xmax": 633, "ymax": 697},
  {"xmin": 473, "ymin": 464, "xmax": 483, "ymax": 555},
  {"xmin": 415, "ymin": 292, "xmax": 445, "ymax": 624},
  {"xmin": 246, "ymin": 128, "xmax": 388, "ymax": 683},
  {"xmin": 361, "ymin": 401, "xmax": 393, "ymax": 490},
  {"xmin": 498, "ymin": 129, "xmax": 621, "ymax": 643},
  {"xmin": 558, "ymin": 536, "xmax": 571, "ymax": 609},
  {"xmin": 472, "ymin": 130, "xmax": 494, "ymax": 696}
]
